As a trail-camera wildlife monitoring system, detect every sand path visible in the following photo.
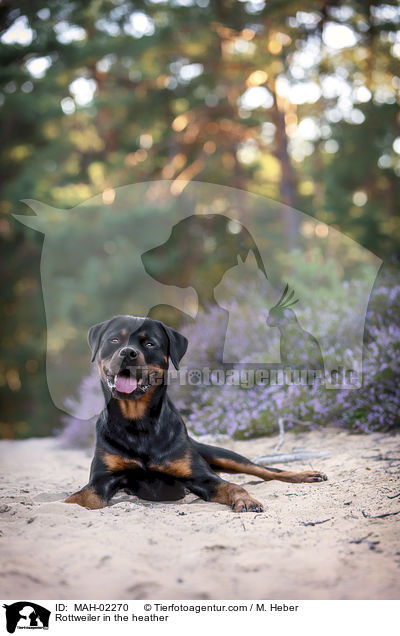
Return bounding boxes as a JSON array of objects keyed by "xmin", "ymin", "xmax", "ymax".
[{"xmin": 0, "ymin": 430, "xmax": 399, "ymax": 599}]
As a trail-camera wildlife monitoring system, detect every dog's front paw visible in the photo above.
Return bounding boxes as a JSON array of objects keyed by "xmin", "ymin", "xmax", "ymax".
[
  {"xmin": 64, "ymin": 487, "xmax": 107, "ymax": 509},
  {"xmin": 231, "ymin": 494, "xmax": 264, "ymax": 513}
]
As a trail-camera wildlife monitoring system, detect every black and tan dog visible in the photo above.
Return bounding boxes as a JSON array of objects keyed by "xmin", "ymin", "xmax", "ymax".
[{"xmin": 65, "ymin": 315, "xmax": 327, "ymax": 512}]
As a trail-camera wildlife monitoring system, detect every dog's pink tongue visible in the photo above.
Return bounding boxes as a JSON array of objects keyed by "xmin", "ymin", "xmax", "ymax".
[{"xmin": 115, "ymin": 374, "xmax": 137, "ymax": 394}]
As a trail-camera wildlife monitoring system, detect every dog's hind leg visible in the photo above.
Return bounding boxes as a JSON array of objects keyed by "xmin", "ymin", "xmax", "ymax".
[{"xmin": 191, "ymin": 440, "xmax": 327, "ymax": 483}]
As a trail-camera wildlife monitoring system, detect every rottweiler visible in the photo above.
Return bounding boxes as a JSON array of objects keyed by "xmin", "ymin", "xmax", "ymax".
[{"xmin": 65, "ymin": 315, "xmax": 327, "ymax": 512}]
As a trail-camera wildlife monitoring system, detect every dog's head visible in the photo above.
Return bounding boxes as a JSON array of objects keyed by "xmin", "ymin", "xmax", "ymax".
[
  {"xmin": 88, "ymin": 315, "xmax": 188, "ymax": 400},
  {"xmin": 141, "ymin": 214, "xmax": 267, "ymax": 291}
]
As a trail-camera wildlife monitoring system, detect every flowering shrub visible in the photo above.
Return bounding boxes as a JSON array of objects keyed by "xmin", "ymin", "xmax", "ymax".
[
  {"xmin": 58, "ymin": 267, "xmax": 400, "ymax": 447},
  {"xmin": 172, "ymin": 266, "xmax": 400, "ymax": 437},
  {"xmin": 334, "ymin": 274, "xmax": 400, "ymax": 432},
  {"xmin": 57, "ymin": 369, "xmax": 102, "ymax": 449}
]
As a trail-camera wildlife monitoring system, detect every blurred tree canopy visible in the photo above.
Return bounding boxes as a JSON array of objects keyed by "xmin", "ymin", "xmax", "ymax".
[{"xmin": 0, "ymin": 0, "xmax": 399, "ymax": 437}]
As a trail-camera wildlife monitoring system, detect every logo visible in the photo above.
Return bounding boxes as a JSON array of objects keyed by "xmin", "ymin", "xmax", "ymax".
[{"xmin": 3, "ymin": 603, "xmax": 50, "ymax": 634}]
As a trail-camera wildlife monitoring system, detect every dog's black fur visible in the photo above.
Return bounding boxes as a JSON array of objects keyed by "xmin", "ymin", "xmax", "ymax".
[{"xmin": 65, "ymin": 315, "xmax": 327, "ymax": 512}]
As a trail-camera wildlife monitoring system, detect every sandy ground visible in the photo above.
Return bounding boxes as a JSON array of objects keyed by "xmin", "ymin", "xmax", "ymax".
[{"xmin": 0, "ymin": 429, "xmax": 399, "ymax": 600}]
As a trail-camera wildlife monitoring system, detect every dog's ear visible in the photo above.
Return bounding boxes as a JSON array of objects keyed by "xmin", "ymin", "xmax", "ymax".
[
  {"xmin": 160, "ymin": 323, "xmax": 188, "ymax": 370},
  {"xmin": 88, "ymin": 320, "xmax": 111, "ymax": 362}
]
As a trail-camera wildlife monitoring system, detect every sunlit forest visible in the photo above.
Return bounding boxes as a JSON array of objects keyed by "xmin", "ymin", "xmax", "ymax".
[{"xmin": 1, "ymin": 0, "xmax": 399, "ymax": 438}]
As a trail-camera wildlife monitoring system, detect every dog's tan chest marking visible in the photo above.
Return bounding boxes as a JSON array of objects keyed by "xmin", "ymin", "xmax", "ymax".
[
  {"xmin": 102, "ymin": 451, "xmax": 144, "ymax": 471},
  {"xmin": 117, "ymin": 391, "xmax": 153, "ymax": 420},
  {"xmin": 148, "ymin": 451, "xmax": 192, "ymax": 478}
]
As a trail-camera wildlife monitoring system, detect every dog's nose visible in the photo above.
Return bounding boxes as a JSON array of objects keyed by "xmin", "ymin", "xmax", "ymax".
[{"xmin": 119, "ymin": 347, "xmax": 139, "ymax": 360}]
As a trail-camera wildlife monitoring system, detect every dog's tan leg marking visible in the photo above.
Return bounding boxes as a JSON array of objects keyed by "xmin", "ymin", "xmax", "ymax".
[
  {"xmin": 211, "ymin": 482, "xmax": 263, "ymax": 512},
  {"xmin": 207, "ymin": 457, "xmax": 327, "ymax": 483},
  {"xmin": 64, "ymin": 487, "xmax": 106, "ymax": 509}
]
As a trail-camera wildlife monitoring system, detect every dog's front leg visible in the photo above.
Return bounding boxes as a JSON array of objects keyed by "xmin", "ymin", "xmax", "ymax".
[
  {"xmin": 151, "ymin": 453, "xmax": 264, "ymax": 512},
  {"xmin": 64, "ymin": 472, "xmax": 123, "ymax": 509},
  {"xmin": 64, "ymin": 484, "xmax": 106, "ymax": 509},
  {"xmin": 186, "ymin": 474, "xmax": 264, "ymax": 512}
]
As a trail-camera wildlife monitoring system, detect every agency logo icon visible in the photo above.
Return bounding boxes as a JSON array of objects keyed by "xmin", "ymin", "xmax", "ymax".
[{"xmin": 3, "ymin": 602, "xmax": 50, "ymax": 634}]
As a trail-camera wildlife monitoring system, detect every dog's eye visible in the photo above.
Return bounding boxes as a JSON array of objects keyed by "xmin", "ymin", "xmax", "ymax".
[
  {"xmin": 110, "ymin": 337, "xmax": 119, "ymax": 343},
  {"xmin": 144, "ymin": 341, "xmax": 154, "ymax": 348}
]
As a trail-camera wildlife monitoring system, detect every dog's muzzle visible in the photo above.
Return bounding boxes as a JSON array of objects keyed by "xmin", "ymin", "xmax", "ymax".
[{"xmin": 104, "ymin": 367, "xmax": 155, "ymax": 395}]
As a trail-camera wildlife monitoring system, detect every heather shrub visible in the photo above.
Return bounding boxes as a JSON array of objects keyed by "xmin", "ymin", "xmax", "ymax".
[
  {"xmin": 334, "ymin": 271, "xmax": 400, "ymax": 432},
  {"xmin": 57, "ymin": 369, "xmax": 102, "ymax": 449},
  {"xmin": 171, "ymin": 265, "xmax": 400, "ymax": 437}
]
